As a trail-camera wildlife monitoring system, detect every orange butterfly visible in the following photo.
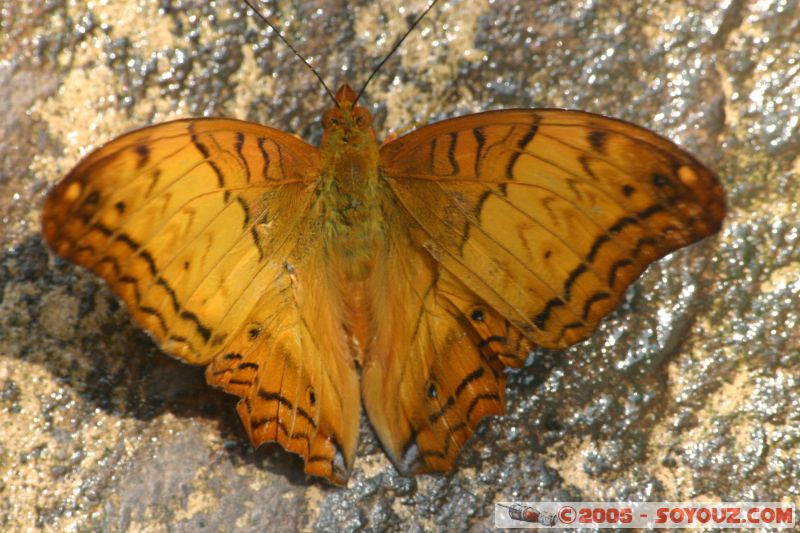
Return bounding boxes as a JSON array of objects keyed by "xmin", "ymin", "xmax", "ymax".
[{"xmin": 40, "ymin": 4, "xmax": 725, "ymax": 485}]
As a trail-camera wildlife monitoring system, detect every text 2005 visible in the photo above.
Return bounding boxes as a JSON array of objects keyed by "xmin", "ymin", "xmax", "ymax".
[{"xmin": 578, "ymin": 507, "xmax": 634, "ymax": 524}]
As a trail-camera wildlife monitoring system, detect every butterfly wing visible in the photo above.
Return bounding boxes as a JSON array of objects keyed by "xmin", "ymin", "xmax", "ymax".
[
  {"xmin": 381, "ymin": 109, "xmax": 725, "ymax": 348},
  {"xmin": 364, "ymin": 109, "xmax": 724, "ymax": 473},
  {"xmin": 361, "ymin": 215, "xmax": 534, "ymax": 473},
  {"xmin": 42, "ymin": 118, "xmax": 360, "ymax": 483}
]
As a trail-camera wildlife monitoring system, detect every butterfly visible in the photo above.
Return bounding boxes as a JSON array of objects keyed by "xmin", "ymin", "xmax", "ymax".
[{"xmin": 40, "ymin": 7, "xmax": 725, "ymax": 485}]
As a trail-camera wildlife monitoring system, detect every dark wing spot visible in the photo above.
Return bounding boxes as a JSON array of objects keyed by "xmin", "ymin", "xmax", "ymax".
[
  {"xmin": 208, "ymin": 160, "xmax": 226, "ymax": 188},
  {"xmin": 248, "ymin": 326, "xmax": 262, "ymax": 340},
  {"xmin": 587, "ymin": 234, "xmax": 610, "ymax": 263},
  {"xmin": 428, "ymin": 396, "xmax": 455, "ymax": 424},
  {"xmin": 534, "ymin": 297, "xmax": 564, "ymax": 329},
  {"xmin": 632, "ymin": 236, "xmax": 659, "ymax": 258},
  {"xmin": 91, "ymin": 222, "xmax": 113, "ymax": 236},
  {"xmin": 257, "ymin": 137, "xmax": 271, "ymax": 180},
  {"xmin": 447, "ymin": 132, "xmax": 460, "ymax": 175},
  {"xmin": 139, "ymin": 306, "xmax": 168, "ymax": 333},
  {"xmin": 581, "ymin": 292, "xmax": 611, "ymax": 320},
  {"xmin": 427, "ymin": 381, "xmax": 437, "ymax": 399},
  {"xmin": 135, "ymin": 144, "xmax": 150, "ymax": 168},
  {"xmin": 258, "ymin": 388, "xmax": 292, "ymax": 408},
  {"xmin": 588, "ymin": 130, "xmax": 607, "ymax": 153},
  {"xmin": 472, "ymin": 127, "xmax": 486, "ymax": 175},
  {"xmin": 156, "ymin": 276, "xmax": 180, "ymax": 313},
  {"xmin": 84, "ymin": 191, "xmax": 100, "ymax": 205},
  {"xmin": 638, "ymin": 204, "xmax": 666, "ymax": 220},
  {"xmin": 563, "ymin": 263, "xmax": 587, "ymax": 301},
  {"xmin": 250, "ymin": 226, "xmax": 265, "ymax": 262},
  {"xmin": 455, "ymin": 367, "xmax": 485, "ymax": 398},
  {"xmin": 235, "ymin": 132, "xmax": 245, "ymax": 154},
  {"xmin": 116, "ymin": 233, "xmax": 140, "ymax": 252},
  {"xmin": 465, "ymin": 393, "xmax": 502, "ymax": 423},
  {"xmin": 609, "ymin": 216, "xmax": 637, "ymax": 235},
  {"xmin": 505, "ymin": 122, "xmax": 540, "ymax": 180},
  {"xmin": 235, "ymin": 196, "xmax": 251, "ymax": 228},
  {"xmin": 307, "ymin": 387, "xmax": 316, "ymax": 406},
  {"xmin": 118, "ymin": 275, "xmax": 141, "ymax": 302},
  {"xmin": 608, "ymin": 259, "xmax": 633, "ymax": 287},
  {"xmin": 138, "ymin": 249, "xmax": 158, "ymax": 276},
  {"xmin": 556, "ymin": 321, "xmax": 584, "ymax": 343},
  {"xmin": 191, "ymin": 133, "xmax": 210, "ymax": 158},
  {"xmin": 477, "ymin": 335, "xmax": 507, "ymax": 350},
  {"xmin": 180, "ymin": 310, "xmax": 211, "ymax": 342},
  {"xmin": 652, "ymin": 173, "xmax": 669, "ymax": 188}
]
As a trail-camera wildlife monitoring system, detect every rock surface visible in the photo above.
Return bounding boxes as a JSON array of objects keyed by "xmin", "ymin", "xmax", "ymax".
[{"xmin": 1, "ymin": 0, "xmax": 798, "ymax": 531}]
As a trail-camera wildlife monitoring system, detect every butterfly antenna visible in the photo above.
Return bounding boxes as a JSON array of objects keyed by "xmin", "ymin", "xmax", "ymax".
[
  {"xmin": 354, "ymin": 0, "xmax": 440, "ymax": 105},
  {"xmin": 242, "ymin": 0, "xmax": 338, "ymax": 107}
]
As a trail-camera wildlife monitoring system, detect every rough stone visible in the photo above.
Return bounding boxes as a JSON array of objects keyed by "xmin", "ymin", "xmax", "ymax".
[{"xmin": 1, "ymin": 0, "xmax": 798, "ymax": 531}]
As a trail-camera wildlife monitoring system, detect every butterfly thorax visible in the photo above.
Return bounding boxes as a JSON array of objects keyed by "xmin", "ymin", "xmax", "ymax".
[{"xmin": 318, "ymin": 85, "xmax": 386, "ymax": 283}]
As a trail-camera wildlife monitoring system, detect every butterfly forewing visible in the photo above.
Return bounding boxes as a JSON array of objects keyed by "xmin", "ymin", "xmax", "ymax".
[{"xmin": 380, "ymin": 109, "xmax": 725, "ymax": 349}]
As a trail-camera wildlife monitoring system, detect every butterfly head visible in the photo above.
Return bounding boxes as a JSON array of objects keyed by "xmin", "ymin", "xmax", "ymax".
[{"xmin": 322, "ymin": 84, "xmax": 376, "ymax": 149}]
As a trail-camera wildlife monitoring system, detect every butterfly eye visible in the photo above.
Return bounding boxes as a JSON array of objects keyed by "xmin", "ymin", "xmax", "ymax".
[{"xmin": 353, "ymin": 109, "xmax": 371, "ymax": 128}]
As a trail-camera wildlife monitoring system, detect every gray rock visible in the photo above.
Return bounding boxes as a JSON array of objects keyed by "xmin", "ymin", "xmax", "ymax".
[{"xmin": 1, "ymin": 0, "xmax": 798, "ymax": 531}]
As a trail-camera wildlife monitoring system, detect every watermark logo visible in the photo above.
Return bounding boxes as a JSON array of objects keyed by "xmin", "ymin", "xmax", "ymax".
[
  {"xmin": 496, "ymin": 503, "xmax": 557, "ymax": 526},
  {"xmin": 495, "ymin": 502, "xmax": 795, "ymax": 529}
]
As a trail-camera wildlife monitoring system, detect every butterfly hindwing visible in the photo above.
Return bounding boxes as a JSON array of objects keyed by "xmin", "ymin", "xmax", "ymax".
[
  {"xmin": 204, "ymin": 241, "xmax": 360, "ymax": 484},
  {"xmin": 361, "ymin": 208, "xmax": 533, "ymax": 474}
]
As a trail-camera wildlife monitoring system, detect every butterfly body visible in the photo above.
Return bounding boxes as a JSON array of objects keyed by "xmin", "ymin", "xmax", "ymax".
[
  {"xmin": 314, "ymin": 85, "xmax": 389, "ymax": 361},
  {"xmin": 319, "ymin": 85, "xmax": 386, "ymax": 284},
  {"xmin": 42, "ymin": 81, "xmax": 725, "ymax": 484}
]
